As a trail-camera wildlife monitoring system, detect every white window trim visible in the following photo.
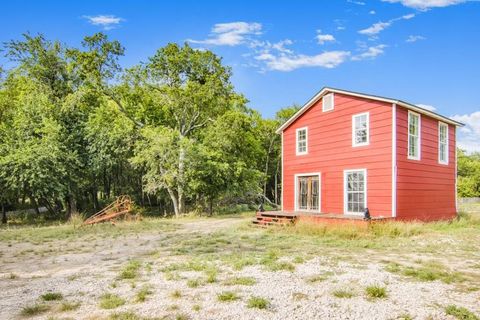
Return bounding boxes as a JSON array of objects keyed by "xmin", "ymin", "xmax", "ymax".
[
  {"xmin": 322, "ymin": 93, "xmax": 334, "ymax": 112},
  {"xmin": 294, "ymin": 172, "xmax": 321, "ymax": 213},
  {"xmin": 343, "ymin": 169, "xmax": 367, "ymax": 216},
  {"xmin": 438, "ymin": 122, "xmax": 449, "ymax": 165},
  {"xmin": 296, "ymin": 127, "xmax": 308, "ymax": 155},
  {"xmin": 407, "ymin": 111, "xmax": 421, "ymax": 161},
  {"xmin": 352, "ymin": 112, "xmax": 370, "ymax": 147}
]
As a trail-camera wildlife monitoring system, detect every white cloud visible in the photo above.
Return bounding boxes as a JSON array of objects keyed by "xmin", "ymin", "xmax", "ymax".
[
  {"xmin": 347, "ymin": 0, "xmax": 366, "ymax": 4},
  {"xmin": 406, "ymin": 35, "xmax": 426, "ymax": 42},
  {"xmin": 416, "ymin": 103, "xmax": 436, "ymax": 111},
  {"xmin": 358, "ymin": 14, "xmax": 415, "ymax": 36},
  {"xmin": 382, "ymin": 0, "xmax": 466, "ymax": 10},
  {"xmin": 316, "ymin": 30, "xmax": 336, "ymax": 45},
  {"xmin": 255, "ymin": 50, "xmax": 351, "ymax": 71},
  {"xmin": 352, "ymin": 44, "xmax": 387, "ymax": 60},
  {"xmin": 188, "ymin": 22, "xmax": 262, "ymax": 46},
  {"xmin": 370, "ymin": 10, "xmax": 377, "ymax": 14},
  {"xmin": 359, "ymin": 22, "xmax": 392, "ymax": 35},
  {"xmin": 83, "ymin": 15, "xmax": 124, "ymax": 30},
  {"xmin": 451, "ymin": 111, "xmax": 480, "ymax": 153}
]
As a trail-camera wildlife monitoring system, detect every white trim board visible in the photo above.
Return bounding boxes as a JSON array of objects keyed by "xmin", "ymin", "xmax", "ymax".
[
  {"xmin": 276, "ymin": 87, "xmax": 463, "ymax": 134},
  {"xmin": 391, "ymin": 103, "xmax": 397, "ymax": 218}
]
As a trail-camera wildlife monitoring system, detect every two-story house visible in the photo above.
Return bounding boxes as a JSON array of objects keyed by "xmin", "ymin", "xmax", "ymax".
[{"xmin": 272, "ymin": 87, "xmax": 463, "ymax": 222}]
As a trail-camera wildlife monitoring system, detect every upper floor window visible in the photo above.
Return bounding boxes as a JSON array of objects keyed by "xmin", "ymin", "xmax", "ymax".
[
  {"xmin": 296, "ymin": 127, "xmax": 308, "ymax": 155},
  {"xmin": 408, "ymin": 111, "xmax": 421, "ymax": 160},
  {"xmin": 322, "ymin": 93, "xmax": 334, "ymax": 112},
  {"xmin": 352, "ymin": 112, "xmax": 370, "ymax": 147},
  {"xmin": 439, "ymin": 122, "xmax": 449, "ymax": 164}
]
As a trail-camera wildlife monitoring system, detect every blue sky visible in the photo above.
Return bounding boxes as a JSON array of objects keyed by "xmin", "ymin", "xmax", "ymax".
[{"xmin": 0, "ymin": 0, "xmax": 479, "ymax": 151}]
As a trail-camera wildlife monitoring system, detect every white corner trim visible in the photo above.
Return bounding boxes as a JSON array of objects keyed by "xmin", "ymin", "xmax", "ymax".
[
  {"xmin": 407, "ymin": 110, "xmax": 421, "ymax": 161},
  {"xmin": 281, "ymin": 131, "xmax": 284, "ymax": 211},
  {"xmin": 293, "ymin": 172, "xmax": 321, "ymax": 213},
  {"xmin": 295, "ymin": 126, "xmax": 308, "ymax": 156},
  {"xmin": 343, "ymin": 168, "xmax": 367, "ymax": 216},
  {"xmin": 392, "ymin": 104, "xmax": 397, "ymax": 218},
  {"xmin": 352, "ymin": 112, "xmax": 370, "ymax": 147}
]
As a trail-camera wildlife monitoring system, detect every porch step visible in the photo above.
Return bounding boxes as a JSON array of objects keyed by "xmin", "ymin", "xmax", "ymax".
[{"xmin": 251, "ymin": 211, "xmax": 297, "ymax": 227}]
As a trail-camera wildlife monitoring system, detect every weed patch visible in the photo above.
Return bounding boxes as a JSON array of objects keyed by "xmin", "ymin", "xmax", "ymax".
[
  {"xmin": 247, "ymin": 296, "xmax": 269, "ymax": 309},
  {"xmin": 20, "ymin": 304, "xmax": 50, "ymax": 316},
  {"xmin": 217, "ymin": 291, "xmax": 240, "ymax": 302},
  {"xmin": 365, "ymin": 285, "xmax": 387, "ymax": 299},
  {"xmin": 41, "ymin": 292, "xmax": 63, "ymax": 301},
  {"xmin": 99, "ymin": 293, "xmax": 126, "ymax": 309},
  {"xmin": 445, "ymin": 305, "xmax": 479, "ymax": 320}
]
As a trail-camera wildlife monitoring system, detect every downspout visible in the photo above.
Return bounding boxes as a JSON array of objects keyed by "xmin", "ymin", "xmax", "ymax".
[
  {"xmin": 281, "ymin": 131, "xmax": 284, "ymax": 211},
  {"xmin": 392, "ymin": 103, "xmax": 397, "ymax": 218}
]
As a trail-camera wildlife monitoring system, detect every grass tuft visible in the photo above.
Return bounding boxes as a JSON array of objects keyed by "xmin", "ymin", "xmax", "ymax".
[
  {"xmin": 135, "ymin": 286, "xmax": 153, "ymax": 302},
  {"xmin": 59, "ymin": 301, "xmax": 80, "ymax": 311},
  {"xmin": 332, "ymin": 289, "xmax": 355, "ymax": 298},
  {"xmin": 41, "ymin": 292, "xmax": 63, "ymax": 301},
  {"xmin": 119, "ymin": 260, "xmax": 141, "ymax": 280},
  {"xmin": 365, "ymin": 285, "xmax": 387, "ymax": 299},
  {"xmin": 170, "ymin": 290, "xmax": 182, "ymax": 299},
  {"xmin": 246, "ymin": 296, "xmax": 269, "ymax": 309},
  {"xmin": 20, "ymin": 304, "xmax": 50, "ymax": 316},
  {"xmin": 99, "ymin": 293, "xmax": 126, "ymax": 309},
  {"xmin": 109, "ymin": 312, "xmax": 142, "ymax": 320},
  {"xmin": 445, "ymin": 305, "xmax": 479, "ymax": 320},
  {"xmin": 223, "ymin": 276, "xmax": 256, "ymax": 286},
  {"xmin": 386, "ymin": 261, "xmax": 465, "ymax": 284},
  {"xmin": 217, "ymin": 291, "xmax": 240, "ymax": 302}
]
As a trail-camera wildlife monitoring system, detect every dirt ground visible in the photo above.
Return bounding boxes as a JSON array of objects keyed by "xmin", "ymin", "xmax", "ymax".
[{"xmin": 0, "ymin": 214, "xmax": 479, "ymax": 320}]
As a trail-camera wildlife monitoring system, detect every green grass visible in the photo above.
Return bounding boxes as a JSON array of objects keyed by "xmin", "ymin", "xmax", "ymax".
[
  {"xmin": 223, "ymin": 276, "xmax": 256, "ymax": 286},
  {"xmin": 59, "ymin": 301, "xmax": 80, "ymax": 311},
  {"xmin": 20, "ymin": 304, "xmax": 50, "ymax": 316},
  {"xmin": 246, "ymin": 296, "xmax": 269, "ymax": 309},
  {"xmin": 445, "ymin": 305, "xmax": 479, "ymax": 320},
  {"xmin": 217, "ymin": 291, "xmax": 240, "ymax": 302},
  {"xmin": 41, "ymin": 292, "xmax": 63, "ymax": 301},
  {"xmin": 332, "ymin": 289, "xmax": 355, "ymax": 298},
  {"xmin": 365, "ymin": 285, "xmax": 387, "ymax": 299},
  {"xmin": 119, "ymin": 260, "xmax": 141, "ymax": 280},
  {"xmin": 109, "ymin": 312, "xmax": 142, "ymax": 320},
  {"xmin": 186, "ymin": 278, "xmax": 202, "ymax": 288},
  {"xmin": 305, "ymin": 272, "xmax": 333, "ymax": 283},
  {"xmin": 99, "ymin": 293, "xmax": 126, "ymax": 309},
  {"xmin": 386, "ymin": 261, "xmax": 465, "ymax": 284}
]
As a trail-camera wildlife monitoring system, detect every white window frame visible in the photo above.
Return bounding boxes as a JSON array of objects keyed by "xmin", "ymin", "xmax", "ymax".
[
  {"xmin": 352, "ymin": 112, "xmax": 370, "ymax": 147},
  {"xmin": 343, "ymin": 169, "xmax": 367, "ymax": 216},
  {"xmin": 294, "ymin": 172, "xmax": 321, "ymax": 213},
  {"xmin": 407, "ymin": 111, "xmax": 421, "ymax": 160},
  {"xmin": 296, "ymin": 127, "xmax": 308, "ymax": 155},
  {"xmin": 438, "ymin": 122, "xmax": 449, "ymax": 165},
  {"xmin": 322, "ymin": 93, "xmax": 334, "ymax": 112}
]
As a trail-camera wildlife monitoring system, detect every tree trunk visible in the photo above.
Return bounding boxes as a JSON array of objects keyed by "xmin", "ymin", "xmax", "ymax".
[
  {"xmin": 30, "ymin": 196, "xmax": 40, "ymax": 215},
  {"xmin": 178, "ymin": 141, "xmax": 186, "ymax": 214},
  {"xmin": 166, "ymin": 188, "xmax": 180, "ymax": 218},
  {"xmin": 65, "ymin": 194, "xmax": 77, "ymax": 219},
  {"xmin": 1, "ymin": 203, "xmax": 6, "ymax": 224},
  {"xmin": 208, "ymin": 197, "xmax": 214, "ymax": 217}
]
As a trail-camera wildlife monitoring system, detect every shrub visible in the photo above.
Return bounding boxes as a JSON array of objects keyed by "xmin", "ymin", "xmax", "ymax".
[{"xmin": 246, "ymin": 296, "xmax": 269, "ymax": 309}]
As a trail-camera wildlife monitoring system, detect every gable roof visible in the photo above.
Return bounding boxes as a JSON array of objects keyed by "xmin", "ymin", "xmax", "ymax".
[{"xmin": 276, "ymin": 87, "xmax": 464, "ymax": 134}]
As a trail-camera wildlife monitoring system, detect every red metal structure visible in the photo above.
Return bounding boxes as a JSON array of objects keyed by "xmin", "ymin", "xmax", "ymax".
[
  {"xmin": 255, "ymin": 87, "xmax": 463, "ymax": 225},
  {"xmin": 83, "ymin": 195, "xmax": 133, "ymax": 225}
]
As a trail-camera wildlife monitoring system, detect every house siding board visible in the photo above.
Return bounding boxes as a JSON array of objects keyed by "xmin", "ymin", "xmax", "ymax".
[
  {"xmin": 282, "ymin": 93, "xmax": 392, "ymax": 217},
  {"xmin": 395, "ymin": 106, "xmax": 457, "ymax": 221}
]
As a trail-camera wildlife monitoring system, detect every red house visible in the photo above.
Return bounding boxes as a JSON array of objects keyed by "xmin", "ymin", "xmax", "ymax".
[{"xmin": 258, "ymin": 87, "xmax": 464, "ymax": 225}]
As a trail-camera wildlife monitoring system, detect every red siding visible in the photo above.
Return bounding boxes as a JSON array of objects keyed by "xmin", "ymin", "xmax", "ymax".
[
  {"xmin": 282, "ymin": 93, "xmax": 393, "ymax": 218},
  {"xmin": 395, "ymin": 107, "xmax": 457, "ymax": 221}
]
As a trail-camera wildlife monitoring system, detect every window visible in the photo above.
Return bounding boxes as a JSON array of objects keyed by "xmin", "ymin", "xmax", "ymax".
[
  {"xmin": 408, "ymin": 111, "xmax": 421, "ymax": 160},
  {"xmin": 352, "ymin": 112, "xmax": 369, "ymax": 147},
  {"xmin": 344, "ymin": 169, "xmax": 367, "ymax": 215},
  {"xmin": 322, "ymin": 93, "xmax": 334, "ymax": 112},
  {"xmin": 439, "ymin": 122, "xmax": 449, "ymax": 164},
  {"xmin": 296, "ymin": 127, "xmax": 308, "ymax": 155},
  {"xmin": 297, "ymin": 175, "xmax": 320, "ymax": 211}
]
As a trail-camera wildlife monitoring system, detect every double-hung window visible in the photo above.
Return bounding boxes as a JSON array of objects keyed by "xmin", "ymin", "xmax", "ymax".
[
  {"xmin": 344, "ymin": 169, "xmax": 367, "ymax": 215},
  {"xmin": 439, "ymin": 122, "xmax": 449, "ymax": 164},
  {"xmin": 408, "ymin": 111, "xmax": 421, "ymax": 160},
  {"xmin": 352, "ymin": 112, "xmax": 369, "ymax": 147},
  {"xmin": 296, "ymin": 127, "xmax": 308, "ymax": 155}
]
